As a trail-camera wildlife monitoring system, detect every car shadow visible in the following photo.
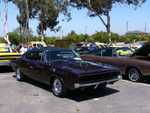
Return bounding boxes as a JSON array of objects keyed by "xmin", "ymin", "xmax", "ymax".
[
  {"xmin": 66, "ymin": 87, "xmax": 119, "ymax": 102},
  {"xmin": 12, "ymin": 75, "xmax": 50, "ymax": 91},
  {"xmin": 0, "ymin": 66, "xmax": 13, "ymax": 73},
  {"xmin": 12, "ymin": 75, "xmax": 119, "ymax": 102},
  {"xmin": 141, "ymin": 76, "xmax": 150, "ymax": 85}
]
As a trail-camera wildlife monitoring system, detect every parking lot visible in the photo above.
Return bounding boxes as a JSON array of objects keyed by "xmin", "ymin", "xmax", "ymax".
[{"xmin": 0, "ymin": 70, "xmax": 150, "ymax": 113}]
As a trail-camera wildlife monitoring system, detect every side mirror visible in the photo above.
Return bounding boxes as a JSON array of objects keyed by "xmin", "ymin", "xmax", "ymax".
[{"xmin": 148, "ymin": 53, "xmax": 150, "ymax": 57}]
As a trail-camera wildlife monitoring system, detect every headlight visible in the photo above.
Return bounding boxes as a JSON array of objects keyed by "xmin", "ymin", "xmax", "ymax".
[
  {"xmin": 74, "ymin": 83, "xmax": 80, "ymax": 88},
  {"xmin": 118, "ymin": 75, "xmax": 122, "ymax": 79}
]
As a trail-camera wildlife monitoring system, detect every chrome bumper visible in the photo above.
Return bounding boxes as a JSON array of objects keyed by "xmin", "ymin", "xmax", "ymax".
[{"xmin": 74, "ymin": 75, "xmax": 122, "ymax": 88}]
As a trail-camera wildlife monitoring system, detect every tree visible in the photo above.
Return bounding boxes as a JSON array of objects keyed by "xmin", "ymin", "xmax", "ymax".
[
  {"xmin": 68, "ymin": 0, "xmax": 145, "ymax": 34},
  {"xmin": 44, "ymin": 37, "xmax": 57, "ymax": 44},
  {"xmin": 65, "ymin": 30, "xmax": 87, "ymax": 43},
  {"xmin": 7, "ymin": 32, "xmax": 21, "ymax": 45},
  {"xmin": 13, "ymin": 27, "xmax": 33, "ymax": 36},
  {"xmin": 89, "ymin": 32, "xmax": 119, "ymax": 43},
  {"xmin": 8, "ymin": 0, "xmax": 60, "ymax": 38}
]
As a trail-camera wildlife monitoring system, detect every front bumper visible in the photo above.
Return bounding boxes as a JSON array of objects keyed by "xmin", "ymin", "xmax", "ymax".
[{"xmin": 74, "ymin": 75, "xmax": 122, "ymax": 88}]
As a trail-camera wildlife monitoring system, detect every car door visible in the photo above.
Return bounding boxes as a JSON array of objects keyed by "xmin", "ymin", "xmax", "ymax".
[
  {"xmin": 32, "ymin": 51, "xmax": 51, "ymax": 85},
  {"xmin": 19, "ymin": 51, "xmax": 36, "ymax": 77},
  {"xmin": 22, "ymin": 50, "xmax": 43, "ymax": 80}
]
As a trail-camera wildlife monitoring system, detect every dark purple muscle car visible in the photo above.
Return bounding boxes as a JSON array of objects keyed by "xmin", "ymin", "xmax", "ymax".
[{"xmin": 12, "ymin": 47, "xmax": 121, "ymax": 97}]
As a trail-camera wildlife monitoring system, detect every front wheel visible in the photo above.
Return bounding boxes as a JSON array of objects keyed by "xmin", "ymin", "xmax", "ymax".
[
  {"xmin": 127, "ymin": 68, "xmax": 142, "ymax": 82},
  {"xmin": 51, "ymin": 77, "xmax": 66, "ymax": 97}
]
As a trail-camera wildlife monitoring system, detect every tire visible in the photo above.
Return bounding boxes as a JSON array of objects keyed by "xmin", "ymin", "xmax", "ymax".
[
  {"xmin": 127, "ymin": 68, "xmax": 142, "ymax": 82},
  {"xmin": 16, "ymin": 68, "xmax": 24, "ymax": 81},
  {"xmin": 51, "ymin": 77, "xmax": 66, "ymax": 97}
]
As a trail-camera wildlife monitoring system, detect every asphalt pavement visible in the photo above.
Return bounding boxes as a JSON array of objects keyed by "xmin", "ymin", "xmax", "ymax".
[{"xmin": 0, "ymin": 70, "xmax": 150, "ymax": 113}]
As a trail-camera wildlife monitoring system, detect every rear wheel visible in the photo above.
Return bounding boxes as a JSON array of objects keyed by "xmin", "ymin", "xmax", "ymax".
[
  {"xmin": 127, "ymin": 68, "xmax": 142, "ymax": 82},
  {"xmin": 51, "ymin": 77, "xmax": 66, "ymax": 97},
  {"xmin": 16, "ymin": 68, "xmax": 24, "ymax": 81}
]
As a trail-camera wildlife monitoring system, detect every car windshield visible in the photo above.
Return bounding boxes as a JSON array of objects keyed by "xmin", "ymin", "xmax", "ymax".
[{"xmin": 46, "ymin": 49, "xmax": 81, "ymax": 61}]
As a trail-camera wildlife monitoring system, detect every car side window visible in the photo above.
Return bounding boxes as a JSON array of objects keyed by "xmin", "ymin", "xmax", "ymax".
[
  {"xmin": 41, "ymin": 51, "xmax": 49, "ymax": 64},
  {"xmin": 101, "ymin": 49, "xmax": 112, "ymax": 56},
  {"xmin": 26, "ymin": 51, "xmax": 41, "ymax": 61}
]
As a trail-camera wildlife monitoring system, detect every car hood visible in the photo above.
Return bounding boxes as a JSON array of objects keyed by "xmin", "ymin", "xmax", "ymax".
[{"xmin": 52, "ymin": 59, "xmax": 120, "ymax": 76}]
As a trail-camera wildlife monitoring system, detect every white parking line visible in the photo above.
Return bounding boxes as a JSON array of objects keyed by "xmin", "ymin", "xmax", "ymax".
[{"xmin": 122, "ymin": 80, "xmax": 150, "ymax": 87}]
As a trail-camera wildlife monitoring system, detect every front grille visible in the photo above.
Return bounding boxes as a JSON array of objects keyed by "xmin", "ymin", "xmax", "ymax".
[{"xmin": 79, "ymin": 72, "xmax": 119, "ymax": 84}]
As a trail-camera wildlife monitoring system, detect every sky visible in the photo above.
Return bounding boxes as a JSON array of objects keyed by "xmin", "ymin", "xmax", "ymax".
[{"xmin": 0, "ymin": 1, "xmax": 150, "ymax": 37}]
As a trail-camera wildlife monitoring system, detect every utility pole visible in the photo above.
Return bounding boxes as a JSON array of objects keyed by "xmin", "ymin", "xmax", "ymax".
[
  {"xmin": 144, "ymin": 22, "xmax": 147, "ymax": 33},
  {"xmin": 126, "ymin": 21, "xmax": 129, "ymax": 33}
]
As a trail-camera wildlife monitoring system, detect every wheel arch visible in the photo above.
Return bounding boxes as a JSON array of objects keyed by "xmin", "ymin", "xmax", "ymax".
[
  {"xmin": 125, "ymin": 66, "xmax": 143, "ymax": 82},
  {"xmin": 125, "ymin": 66, "xmax": 142, "ymax": 75}
]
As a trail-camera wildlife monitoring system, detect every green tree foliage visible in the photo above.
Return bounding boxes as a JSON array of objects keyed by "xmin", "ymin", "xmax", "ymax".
[
  {"xmin": 4, "ymin": 31, "xmax": 150, "ymax": 46},
  {"xmin": 0, "ymin": 38, "xmax": 5, "ymax": 43},
  {"xmin": 122, "ymin": 32, "xmax": 149, "ymax": 43},
  {"xmin": 7, "ymin": 32, "xmax": 21, "ymax": 45},
  {"xmin": 89, "ymin": 32, "xmax": 119, "ymax": 43},
  {"xmin": 44, "ymin": 37, "xmax": 57, "ymax": 44},
  {"xmin": 6, "ymin": 31, "xmax": 57, "ymax": 45},
  {"xmin": 66, "ymin": 31, "xmax": 87, "ymax": 43},
  {"xmin": 64, "ymin": 31, "xmax": 149, "ymax": 43}
]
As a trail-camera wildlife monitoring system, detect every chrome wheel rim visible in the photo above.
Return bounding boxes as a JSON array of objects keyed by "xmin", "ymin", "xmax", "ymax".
[
  {"xmin": 128, "ymin": 69, "xmax": 139, "ymax": 82},
  {"xmin": 52, "ymin": 79, "xmax": 62, "ymax": 95},
  {"xmin": 16, "ymin": 68, "xmax": 21, "ymax": 80}
]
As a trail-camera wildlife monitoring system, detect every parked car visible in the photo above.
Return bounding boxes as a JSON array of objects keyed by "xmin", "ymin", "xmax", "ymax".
[
  {"xmin": 84, "ymin": 47, "xmax": 133, "ymax": 57},
  {"xmin": 81, "ymin": 43, "xmax": 150, "ymax": 82},
  {"xmin": 0, "ymin": 43, "xmax": 20, "ymax": 66},
  {"xmin": 11, "ymin": 47, "xmax": 121, "ymax": 97},
  {"xmin": 28, "ymin": 41, "xmax": 47, "ymax": 48}
]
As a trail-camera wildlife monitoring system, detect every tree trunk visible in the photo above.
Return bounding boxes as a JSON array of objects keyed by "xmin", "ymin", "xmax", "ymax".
[
  {"xmin": 41, "ymin": 22, "xmax": 45, "ymax": 42},
  {"xmin": 106, "ymin": 12, "xmax": 111, "ymax": 33},
  {"xmin": 106, "ymin": 12, "xmax": 111, "ymax": 43}
]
